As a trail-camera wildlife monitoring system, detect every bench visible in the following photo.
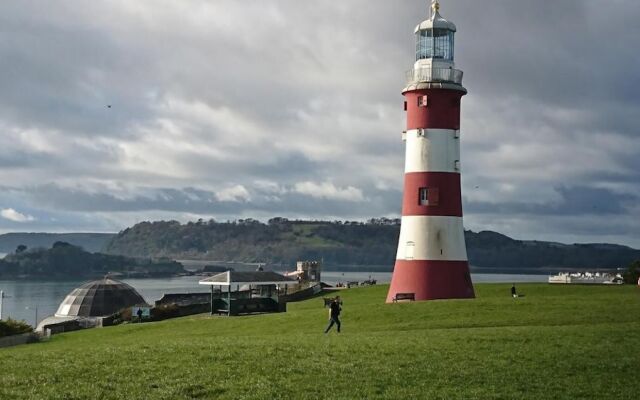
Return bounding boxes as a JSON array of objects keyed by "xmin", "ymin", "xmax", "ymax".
[{"xmin": 392, "ymin": 293, "xmax": 415, "ymax": 302}]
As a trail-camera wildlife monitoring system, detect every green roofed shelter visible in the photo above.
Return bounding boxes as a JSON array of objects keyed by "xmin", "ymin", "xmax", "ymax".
[
  {"xmin": 199, "ymin": 271, "xmax": 297, "ymax": 316},
  {"xmin": 199, "ymin": 271, "xmax": 298, "ymax": 287}
]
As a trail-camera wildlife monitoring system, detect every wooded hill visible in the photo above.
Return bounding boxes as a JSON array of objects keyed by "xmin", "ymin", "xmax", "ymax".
[
  {"xmin": 0, "ymin": 241, "xmax": 185, "ymax": 280},
  {"xmin": 0, "ymin": 232, "xmax": 114, "ymax": 254},
  {"xmin": 104, "ymin": 218, "xmax": 640, "ymax": 273}
]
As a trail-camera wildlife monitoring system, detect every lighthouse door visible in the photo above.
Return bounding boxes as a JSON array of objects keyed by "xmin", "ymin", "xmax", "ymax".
[{"xmin": 405, "ymin": 241, "xmax": 416, "ymax": 260}]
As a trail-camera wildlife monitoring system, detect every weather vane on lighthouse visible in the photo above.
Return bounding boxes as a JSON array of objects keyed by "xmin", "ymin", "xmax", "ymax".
[
  {"xmin": 430, "ymin": 0, "xmax": 440, "ymax": 18},
  {"xmin": 386, "ymin": 0, "xmax": 475, "ymax": 302}
]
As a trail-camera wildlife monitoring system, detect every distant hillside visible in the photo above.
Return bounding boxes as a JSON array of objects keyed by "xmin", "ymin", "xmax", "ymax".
[
  {"xmin": 465, "ymin": 231, "xmax": 639, "ymax": 273},
  {"xmin": 0, "ymin": 233, "xmax": 115, "ymax": 254},
  {"xmin": 0, "ymin": 241, "xmax": 185, "ymax": 280},
  {"xmin": 104, "ymin": 219, "xmax": 640, "ymax": 273}
]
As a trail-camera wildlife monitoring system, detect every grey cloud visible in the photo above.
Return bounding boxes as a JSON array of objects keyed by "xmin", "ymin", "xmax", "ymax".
[
  {"xmin": 0, "ymin": 1, "xmax": 638, "ymax": 247},
  {"xmin": 465, "ymin": 186, "xmax": 636, "ymax": 217},
  {"xmin": 4, "ymin": 183, "xmax": 397, "ymax": 218},
  {"xmin": 0, "ymin": 11, "xmax": 154, "ymax": 138},
  {"xmin": 244, "ymin": 152, "xmax": 324, "ymax": 180},
  {"xmin": 0, "ymin": 150, "xmax": 52, "ymax": 168},
  {"xmin": 465, "ymin": 212, "xmax": 639, "ymax": 247}
]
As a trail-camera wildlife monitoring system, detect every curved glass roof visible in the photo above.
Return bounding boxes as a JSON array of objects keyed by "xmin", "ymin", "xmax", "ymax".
[{"xmin": 55, "ymin": 278, "xmax": 146, "ymax": 317}]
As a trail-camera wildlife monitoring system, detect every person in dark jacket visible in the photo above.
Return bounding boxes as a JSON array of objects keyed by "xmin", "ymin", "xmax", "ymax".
[
  {"xmin": 324, "ymin": 296, "xmax": 342, "ymax": 333},
  {"xmin": 136, "ymin": 307, "xmax": 144, "ymax": 322},
  {"xmin": 511, "ymin": 284, "xmax": 517, "ymax": 298}
]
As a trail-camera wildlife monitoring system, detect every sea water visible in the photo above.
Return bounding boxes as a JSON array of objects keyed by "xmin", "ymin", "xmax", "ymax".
[{"xmin": 0, "ymin": 273, "xmax": 547, "ymax": 326}]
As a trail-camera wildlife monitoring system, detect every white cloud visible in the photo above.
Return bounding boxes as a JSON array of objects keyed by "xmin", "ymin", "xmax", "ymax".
[
  {"xmin": 294, "ymin": 181, "xmax": 365, "ymax": 202},
  {"xmin": 215, "ymin": 185, "xmax": 251, "ymax": 202},
  {"xmin": 253, "ymin": 180, "xmax": 287, "ymax": 194},
  {"xmin": 1, "ymin": 208, "xmax": 35, "ymax": 223}
]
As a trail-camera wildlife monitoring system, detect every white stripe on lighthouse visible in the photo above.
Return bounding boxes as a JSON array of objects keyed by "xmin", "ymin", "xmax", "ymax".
[
  {"xmin": 395, "ymin": 215, "xmax": 468, "ymax": 261},
  {"xmin": 405, "ymin": 128, "xmax": 461, "ymax": 173}
]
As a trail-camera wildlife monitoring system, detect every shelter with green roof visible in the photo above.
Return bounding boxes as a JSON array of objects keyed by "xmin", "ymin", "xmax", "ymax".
[{"xmin": 199, "ymin": 271, "xmax": 297, "ymax": 316}]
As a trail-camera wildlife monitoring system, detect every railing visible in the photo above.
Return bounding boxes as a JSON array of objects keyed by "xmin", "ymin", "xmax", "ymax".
[{"xmin": 406, "ymin": 67, "xmax": 464, "ymax": 85}]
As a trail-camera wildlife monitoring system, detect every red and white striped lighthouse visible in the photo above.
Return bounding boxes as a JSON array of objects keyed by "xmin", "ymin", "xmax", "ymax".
[{"xmin": 387, "ymin": 1, "xmax": 475, "ymax": 302}]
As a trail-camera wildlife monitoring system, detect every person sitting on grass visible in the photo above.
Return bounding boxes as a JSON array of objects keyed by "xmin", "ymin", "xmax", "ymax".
[{"xmin": 324, "ymin": 296, "xmax": 342, "ymax": 334}]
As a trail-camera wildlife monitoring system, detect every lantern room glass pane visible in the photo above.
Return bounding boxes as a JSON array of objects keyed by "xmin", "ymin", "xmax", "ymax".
[{"xmin": 416, "ymin": 29, "xmax": 454, "ymax": 61}]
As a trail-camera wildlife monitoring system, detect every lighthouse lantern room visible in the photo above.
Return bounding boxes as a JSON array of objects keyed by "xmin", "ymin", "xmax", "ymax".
[{"xmin": 386, "ymin": 1, "xmax": 475, "ymax": 302}]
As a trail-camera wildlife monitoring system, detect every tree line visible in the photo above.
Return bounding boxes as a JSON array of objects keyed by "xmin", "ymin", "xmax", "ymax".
[
  {"xmin": 104, "ymin": 219, "xmax": 640, "ymax": 273},
  {"xmin": 0, "ymin": 241, "xmax": 185, "ymax": 280}
]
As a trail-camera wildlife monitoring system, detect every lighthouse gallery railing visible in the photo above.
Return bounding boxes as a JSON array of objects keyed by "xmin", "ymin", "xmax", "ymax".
[{"xmin": 406, "ymin": 67, "xmax": 464, "ymax": 85}]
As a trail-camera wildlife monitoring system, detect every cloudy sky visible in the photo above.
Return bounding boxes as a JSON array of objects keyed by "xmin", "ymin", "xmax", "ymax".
[{"xmin": 0, "ymin": 0, "xmax": 639, "ymax": 248}]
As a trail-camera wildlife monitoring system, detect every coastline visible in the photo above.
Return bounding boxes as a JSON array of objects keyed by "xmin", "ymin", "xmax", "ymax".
[{"xmin": 0, "ymin": 272, "xmax": 548, "ymax": 326}]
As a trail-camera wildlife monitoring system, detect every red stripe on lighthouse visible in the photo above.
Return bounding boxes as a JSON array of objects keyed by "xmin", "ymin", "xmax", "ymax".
[
  {"xmin": 405, "ymin": 89, "xmax": 463, "ymax": 130},
  {"xmin": 386, "ymin": 260, "xmax": 475, "ymax": 302},
  {"xmin": 402, "ymin": 172, "xmax": 462, "ymax": 217}
]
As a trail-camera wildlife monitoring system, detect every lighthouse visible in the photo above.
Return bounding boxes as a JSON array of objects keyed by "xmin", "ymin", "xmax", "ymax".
[{"xmin": 386, "ymin": 1, "xmax": 475, "ymax": 302}]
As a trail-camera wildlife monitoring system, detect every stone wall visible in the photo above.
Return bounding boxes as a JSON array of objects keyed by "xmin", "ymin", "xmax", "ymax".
[{"xmin": 0, "ymin": 332, "xmax": 40, "ymax": 349}]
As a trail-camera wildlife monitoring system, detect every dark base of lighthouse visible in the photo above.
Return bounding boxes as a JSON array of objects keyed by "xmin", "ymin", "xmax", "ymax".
[{"xmin": 386, "ymin": 260, "xmax": 475, "ymax": 303}]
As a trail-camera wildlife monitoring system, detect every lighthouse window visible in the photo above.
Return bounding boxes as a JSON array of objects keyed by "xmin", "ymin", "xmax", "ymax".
[
  {"xmin": 419, "ymin": 187, "xmax": 439, "ymax": 206},
  {"xmin": 434, "ymin": 29, "xmax": 454, "ymax": 60},
  {"xmin": 419, "ymin": 187, "xmax": 429, "ymax": 205},
  {"xmin": 416, "ymin": 29, "xmax": 454, "ymax": 61},
  {"xmin": 405, "ymin": 241, "xmax": 415, "ymax": 260},
  {"xmin": 416, "ymin": 30, "xmax": 433, "ymax": 60},
  {"xmin": 418, "ymin": 95, "xmax": 428, "ymax": 107}
]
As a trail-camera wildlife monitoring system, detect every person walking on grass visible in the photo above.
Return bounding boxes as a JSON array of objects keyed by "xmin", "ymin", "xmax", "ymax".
[
  {"xmin": 324, "ymin": 296, "xmax": 342, "ymax": 334},
  {"xmin": 137, "ymin": 307, "xmax": 144, "ymax": 322}
]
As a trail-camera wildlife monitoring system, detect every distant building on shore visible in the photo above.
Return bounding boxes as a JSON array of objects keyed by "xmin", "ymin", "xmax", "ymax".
[
  {"xmin": 548, "ymin": 272, "xmax": 624, "ymax": 285},
  {"xmin": 285, "ymin": 261, "xmax": 322, "ymax": 283}
]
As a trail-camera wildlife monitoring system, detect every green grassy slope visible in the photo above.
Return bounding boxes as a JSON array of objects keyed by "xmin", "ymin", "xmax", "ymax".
[{"xmin": 1, "ymin": 284, "xmax": 639, "ymax": 399}]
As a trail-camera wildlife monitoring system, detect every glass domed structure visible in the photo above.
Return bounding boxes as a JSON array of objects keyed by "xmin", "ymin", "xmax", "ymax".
[{"xmin": 55, "ymin": 278, "xmax": 146, "ymax": 317}]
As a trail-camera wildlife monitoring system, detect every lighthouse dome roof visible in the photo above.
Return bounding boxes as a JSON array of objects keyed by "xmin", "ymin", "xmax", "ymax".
[{"xmin": 415, "ymin": 9, "xmax": 456, "ymax": 33}]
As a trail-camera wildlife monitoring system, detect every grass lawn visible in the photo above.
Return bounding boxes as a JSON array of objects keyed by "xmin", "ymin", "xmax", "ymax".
[{"xmin": 1, "ymin": 283, "xmax": 639, "ymax": 399}]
